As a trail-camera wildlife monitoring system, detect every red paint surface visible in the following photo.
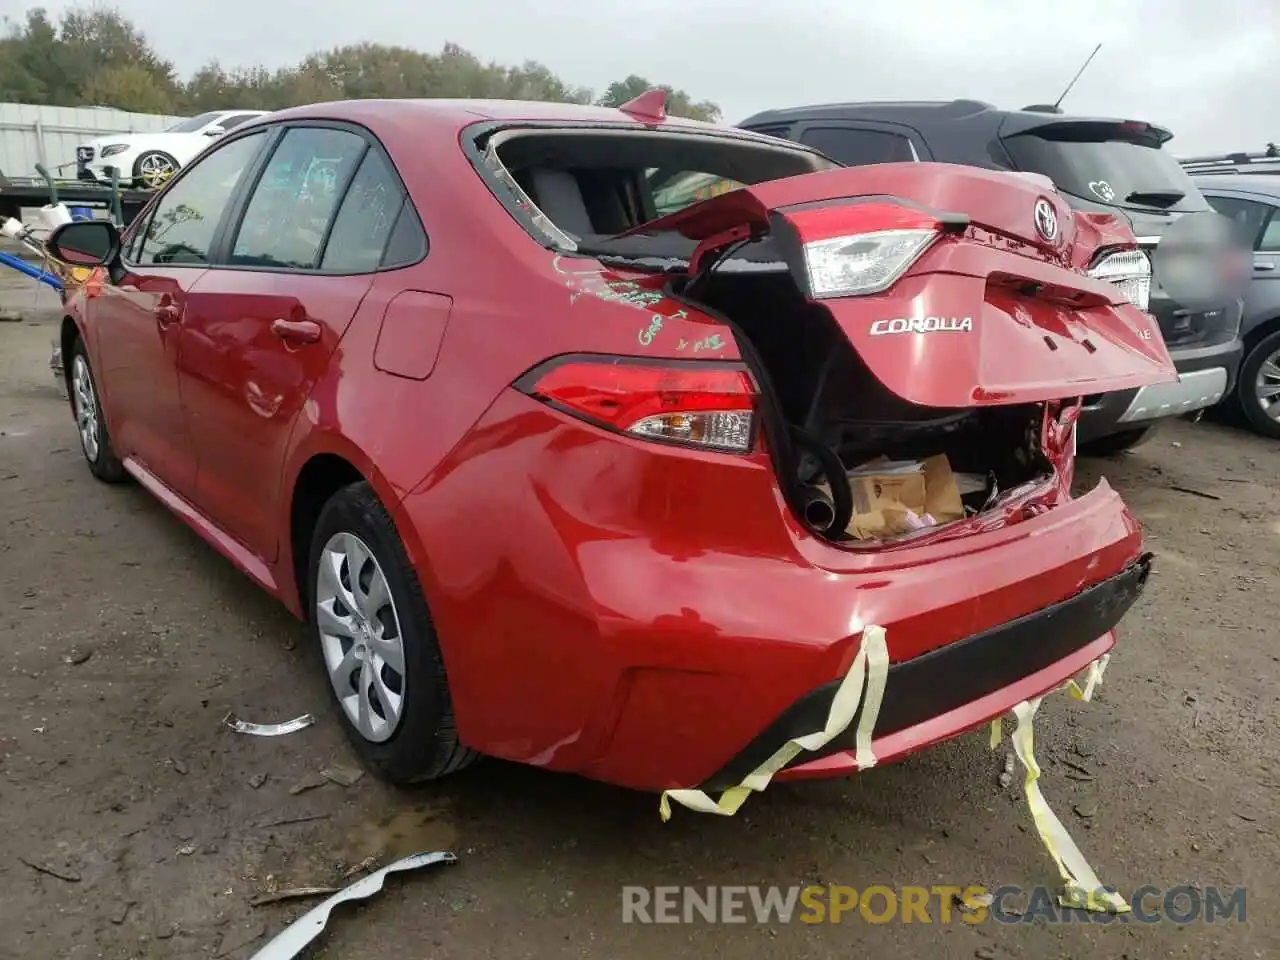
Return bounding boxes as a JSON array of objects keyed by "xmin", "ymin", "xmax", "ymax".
[{"xmin": 68, "ymin": 100, "xmax": 1165, "ymax": 792}]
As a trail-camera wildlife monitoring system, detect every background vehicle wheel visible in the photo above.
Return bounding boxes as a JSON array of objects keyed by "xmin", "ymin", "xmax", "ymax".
[
  {"xmin": 132, "ymin": 151, "xmax": 179, "ymax": 189},
  {"xmin": 308, "ymin": 482, "xmax": 477, "ymax": 784},
  {"xmin": 1079, "ymin": 426, "xmax": 1154, "ymax": 457},
  {"xmin": 1236, "ymin": 330, "xmax": 1280, "ymax": 439},
  {"xmin": 68, "ymin": 339, "xmax": 126, "ymax": 483}
]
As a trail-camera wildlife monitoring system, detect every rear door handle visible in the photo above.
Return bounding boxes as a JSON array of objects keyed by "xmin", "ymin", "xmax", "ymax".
[
  {"xmin": 1254, "ymin": 260, "xmax": 1276, "ymax": 272},
  {"xmin": 271, "ymin": 318, "xmax": 321, "ymax": 344}
]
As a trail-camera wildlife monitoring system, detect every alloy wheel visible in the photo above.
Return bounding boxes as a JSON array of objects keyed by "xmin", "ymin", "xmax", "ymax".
[
  {"xmin": 71, "ymin": 354, "xmax": 100, "ymax": 462},
  {"xmin": 315, "ymin": 532, "xmax": 407, "ymax": 743},
  {"xmin": 138, "ymin": 154, "xmax": 176, "ymax": 189},
  {"xmin": 1255, "ymin": 347, "xmax": 1280, "ymax": 421}
]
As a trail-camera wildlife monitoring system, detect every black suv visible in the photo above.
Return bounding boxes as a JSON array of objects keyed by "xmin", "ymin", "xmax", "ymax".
[{"xmin": 739, "ymin": 100, "xmax": 1244, "ymax": 453}]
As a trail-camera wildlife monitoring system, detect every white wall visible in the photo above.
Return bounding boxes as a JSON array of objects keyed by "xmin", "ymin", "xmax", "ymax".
[{"xmin": 0, "ymin": 103, "xmax": 187, "ymax": 178}]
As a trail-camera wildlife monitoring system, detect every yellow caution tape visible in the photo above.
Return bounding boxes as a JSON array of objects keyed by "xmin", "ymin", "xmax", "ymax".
[
  {"xmin": 1010, "ymin": 692, "xmax": 1129, "ymax": 913},
  {"xmin": 1063, "ymin": 652, "xmax": 1110, "ymax": 702},
  {"xmin": 659, "ymin": 624, "xmax": 890, "ymax": 821}
]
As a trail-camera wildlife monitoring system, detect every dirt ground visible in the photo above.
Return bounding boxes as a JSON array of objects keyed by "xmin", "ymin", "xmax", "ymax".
[{"xmin": 1, "ymin": 274, "xmax": 1277, "ymax": 960}]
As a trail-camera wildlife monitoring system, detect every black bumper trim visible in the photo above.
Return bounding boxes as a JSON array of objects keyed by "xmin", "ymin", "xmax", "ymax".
[{"xmin": 701, "ymin": 554, "xmax": 1153, "ymax": 791}]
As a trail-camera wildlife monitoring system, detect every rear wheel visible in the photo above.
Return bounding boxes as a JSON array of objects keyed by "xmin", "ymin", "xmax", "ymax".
[
  {"xmin": 69, "ymin": 339, "xmax": 126, "ymax": 483},
  {"xmin": 1237, "ymin": 330, "xmax": 1280, "ymax": 439},
  {"xmin": 1079, "ymin": 426, "xmax": 1153, "ymax": 457},
  {"xmin": 308, "ymin": 482, "xmax": 477, "ymax": 783}
]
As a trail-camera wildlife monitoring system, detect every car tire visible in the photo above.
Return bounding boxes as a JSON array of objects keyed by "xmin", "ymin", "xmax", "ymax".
[
  {"xmin": 1236, "ymin": 329, "xmax": 1280, "ymax": 439},
  {"xmin": 132, "ymin": 150, "xmax": 180, "ymax": 190},
  {"xmin": 308, "ymin": 481, "xmax": 478, "ymax": 784},
  {"xmin": 1079, "ymin": 426, "xmax": 1154, "ymax": 457},
  {"xmin": 68, "ymin": 338, "xmax": 127, "ymax": 483}
]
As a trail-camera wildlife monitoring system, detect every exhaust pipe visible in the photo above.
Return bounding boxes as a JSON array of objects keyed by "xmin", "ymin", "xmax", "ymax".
[{"xmin": 800, "ymin": 485, "xmax": 838, "ymax": 533}]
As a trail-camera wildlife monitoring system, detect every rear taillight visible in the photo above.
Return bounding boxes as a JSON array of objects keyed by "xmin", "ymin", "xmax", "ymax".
[
  {"xmin": 787, "ymin": 202, "xmax": 942, "ymax": 299},
  {"xmin": 516, "ymin": 357, "xmax": 757, "ymax": 454},
  {"xmin": 1088, "ymin": 248, "xmax": 1152, "ymax": 312}
]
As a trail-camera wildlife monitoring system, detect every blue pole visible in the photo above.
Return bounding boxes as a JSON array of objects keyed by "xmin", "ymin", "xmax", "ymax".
[{"xmin": 0, "ymin": 251, "xmax": 64, "ymax": 291}]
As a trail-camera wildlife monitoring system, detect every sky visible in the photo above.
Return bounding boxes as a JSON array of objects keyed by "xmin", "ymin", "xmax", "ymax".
[{"xmin": 29, "ymin": 0, "xmax": 1279, "ymax": 157}]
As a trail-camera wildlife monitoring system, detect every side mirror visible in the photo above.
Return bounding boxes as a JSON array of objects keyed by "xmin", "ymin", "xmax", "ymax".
[{"xmin": 46, "ymin": 220, "xmax": 121, "ymax": 268}]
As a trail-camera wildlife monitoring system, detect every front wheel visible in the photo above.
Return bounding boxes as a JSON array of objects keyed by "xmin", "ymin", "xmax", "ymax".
[
  {"xmin": 1237, "ymin": 330, "xmax": 1280, "ymax": 439},
  {"xmin": 132, "ymin": 150, "xmax": 179, "ymax": 190},
  {"xmin": 68, "ymin": 339, "xmax": 126, "ymax": 483},
  {"xmin": 308, "ymin": 482, "xmax": 477, "ymax": 783}
]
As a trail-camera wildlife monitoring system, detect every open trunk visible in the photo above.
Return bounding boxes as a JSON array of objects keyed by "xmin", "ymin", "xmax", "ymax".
[
  {"xmin": 475, "ymin": 126, "xmax": 1175, "ymax": 548},
  {"xmin": 628, "ymin": 165, "xmax": 1178, "ymax": 547}
]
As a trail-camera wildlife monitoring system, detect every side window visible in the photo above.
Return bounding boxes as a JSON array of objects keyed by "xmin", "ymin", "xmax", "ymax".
[
  {"xmin": 231, "ymin": 127, "xmax": 368, "ymax": 270},
  {"xmin": 1205, "ymin": 196, "xmax": 1271, "ymax": 248},
  {"xmin": 799, "ymin": 126, "xmax": 916, "ymax": 166},
  {"xmin": 320, "ymin": 148, "xmax": 415, "ymax": 272},
  {"xmin": 1258, "ymin": 208, "xmax": 1280, "ymax": 252},
  {"xmin": 218, "ymin": 113, "xmax": 260, "ymax": 131},
  {"xmin": 134, "ymin": 131, "xmax": 266, "ymax": 266}
]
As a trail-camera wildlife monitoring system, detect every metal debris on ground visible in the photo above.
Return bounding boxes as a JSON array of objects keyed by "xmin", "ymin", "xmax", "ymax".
[
  {"xmin": 62, "ymin": 649, "xmax": 91, "ymax": 665},
  {"xmin": 248, "ymin": 851, "xmax": 457, "ymax": 960},
  {"xmin": 248, "ymin": 772, "xmax": 268, "ymax": 789},
  {"xmin": 223, "ymin": 712, "xmax": 315, "ymax": 737},
  {"xmin": 320, "ymin": 764, "xmax": 364, "ymax": 788}
]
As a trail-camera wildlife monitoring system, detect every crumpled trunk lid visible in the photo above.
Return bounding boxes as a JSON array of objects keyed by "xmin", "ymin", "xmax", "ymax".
[{"xmin": 621, "ymin": 162, "xmax": 1177, "ymax": 409}]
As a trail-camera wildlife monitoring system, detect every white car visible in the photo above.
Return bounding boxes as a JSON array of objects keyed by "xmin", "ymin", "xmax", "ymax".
[{"xmin": 75, "ymin": 109, "xmax": 270, "ymax": 189}]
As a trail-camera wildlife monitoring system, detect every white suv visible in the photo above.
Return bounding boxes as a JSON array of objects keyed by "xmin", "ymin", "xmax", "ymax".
[{"xmin": 75, "ymin": 109, "xmax": 270, "ymax": 189}]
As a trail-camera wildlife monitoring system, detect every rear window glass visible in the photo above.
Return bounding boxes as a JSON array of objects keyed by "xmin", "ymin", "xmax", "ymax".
[{"xmin": 1003, "ymin": 131, "xmax": 1208, "ymax": 213}]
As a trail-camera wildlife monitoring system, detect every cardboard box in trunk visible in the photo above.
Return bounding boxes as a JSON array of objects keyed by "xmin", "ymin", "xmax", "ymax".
[{"xmin": 842, "ymin": 454, "xmax": 965, "ymax": 540}]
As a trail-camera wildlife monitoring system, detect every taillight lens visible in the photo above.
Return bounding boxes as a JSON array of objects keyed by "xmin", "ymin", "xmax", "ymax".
[
  {"xmin": 787, "ymin": 202, "xmax": 941, "ymax": 299},
  {"xmin": 517, "ymin": 357, "xmax": 757, "ymax": 454},
  {"xmin": 1089, "ymin": 248, "xmax": 1152, "ymax": 312}
]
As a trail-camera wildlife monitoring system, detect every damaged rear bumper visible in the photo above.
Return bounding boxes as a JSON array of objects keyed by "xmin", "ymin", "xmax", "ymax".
[{"xmin": 700, "ymin": 554, "xmax": 1152, "ymax": 792}]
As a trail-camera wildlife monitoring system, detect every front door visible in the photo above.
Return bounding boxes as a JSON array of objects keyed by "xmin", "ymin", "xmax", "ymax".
[
  {"xmin": 178, "ymin": 124, "xmax": 410, "ymax": 562},
  {"xmin": 90, "ymin": 130, "xmax": 269, "ymax": 497}
]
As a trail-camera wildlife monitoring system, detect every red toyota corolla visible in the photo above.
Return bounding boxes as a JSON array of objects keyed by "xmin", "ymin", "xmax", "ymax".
[{"xmin": 48, "ymin": 94, "xmax": 1169, "ymax": 795}]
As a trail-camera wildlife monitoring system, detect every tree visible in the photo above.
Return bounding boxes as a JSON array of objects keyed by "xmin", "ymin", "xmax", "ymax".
[
  {"xmin": 596, "ymin": 74, "xmax": 721, "ymax": 123},
  {"xmin": 0, "ymin": 3, "xmax": 722, "ymax": 125},
  {"xmin": 80, "ymin": 63, "xmax": 173, "ymax": 114}
]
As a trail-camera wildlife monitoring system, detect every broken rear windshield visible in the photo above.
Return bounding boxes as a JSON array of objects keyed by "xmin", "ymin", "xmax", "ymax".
[
  {"xmin": 1002, "ymin": 131, "xmax": 1209, "ymax": 214},
  {"xmin": 473, "ymin": 125, "xmax": 833, "ymax": 263}
]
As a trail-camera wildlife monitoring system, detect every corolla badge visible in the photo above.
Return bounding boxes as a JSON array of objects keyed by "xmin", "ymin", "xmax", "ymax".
[
  {"xmin": 1088, "ymin": 180, "xmax": 1116, "ymax": 202},
  {"xmin": 1033, "ymin": 198, "xmax": 1059, "ymax": 244},
  {"xmin": 870, "ymin": 316, "xmax": 973, "ymax": 336}
]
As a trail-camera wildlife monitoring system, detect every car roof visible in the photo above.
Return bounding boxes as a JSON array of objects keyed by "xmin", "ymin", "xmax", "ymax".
[
  {"xmin": 738, "ymin": 99, "xmax": 1173, "ymax": 143},
  {"xmin": 1191, "ymin": 174, "xmax": 1280, "ymax": 199},
  {"xmin": 261, "ymin": 98, "xmax": 751, "ymax": 139}
]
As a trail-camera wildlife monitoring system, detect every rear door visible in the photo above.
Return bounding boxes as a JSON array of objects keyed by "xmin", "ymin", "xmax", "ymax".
[{"xmin": 177, "ymin": 123, "xmax": 417, "ymax": 562}]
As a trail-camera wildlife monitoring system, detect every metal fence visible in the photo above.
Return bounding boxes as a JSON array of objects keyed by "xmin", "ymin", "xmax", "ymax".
[{"xmin": 0, "ymin": 102, "xmax": 187, "ymax": 178}]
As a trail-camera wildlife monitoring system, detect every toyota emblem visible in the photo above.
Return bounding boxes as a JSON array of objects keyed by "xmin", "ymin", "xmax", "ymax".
[{"xmin": 1033, "ymin": 198, "xmax": 1059, "ymax": 244}]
